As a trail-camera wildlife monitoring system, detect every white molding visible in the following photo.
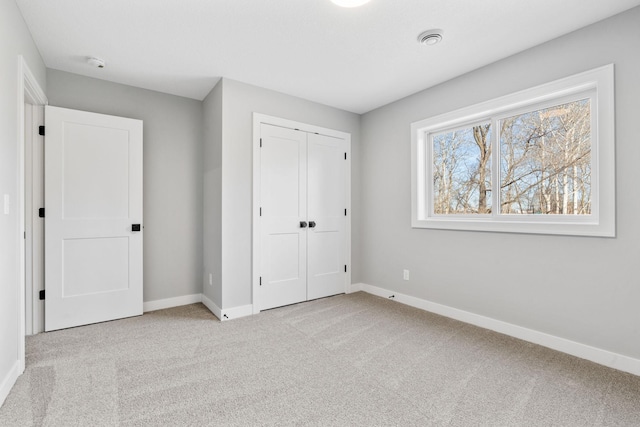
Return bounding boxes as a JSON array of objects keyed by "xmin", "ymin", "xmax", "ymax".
[
  {"xmin": 24, "ymin": 104, "xmax": 34, "ymax": 336},
  {"xmin": 20, "ymin": 57, "xmax": 47, "ymax": 106},
  {"xmin": 143, "ymin": 294, "xmax": 202, "ymax": 313},
  {"xmin": 201, "ymin": 294, "xmax": 252, "ymax": 321},
  {"xmin": 222, "ymin": 304, "xmax": 253, "ymax": 321},
  {"xmin": 140, "ymin": 293, "xmax": 252, "ymax": 322},
  {"xmin": 253, "ymin": 113, "xmax": 352, "ymax": 139},
  {"xmin": 347, "ymin": 282, "xmax": 363, "ymax": 293},
  {"xmin": 357, "ymin": 283, "xmax": 640, "ymax": 377},
  {"xmin": 251, "ymin": 114, "xmax": 261, "ymax": 314},
  {"xmin": 30, "ymin": 106, "xmax": 45, "ymax": 335},
  {"xmin": 17, "ymin": 55, "xmax": 47, "ymax": 384},
  {"xmin": 0, "ymin": 361, "xmax": 21, "ymax": 408},
  {"xmin": 24, "ymin": 104, "xmax": 45, "ymax": 336},
  {"xmin": 201, "ymin": 294, "xmax": 222, "ymax": 320}
]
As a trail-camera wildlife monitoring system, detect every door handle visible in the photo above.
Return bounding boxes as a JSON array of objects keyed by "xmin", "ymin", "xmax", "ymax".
[
  {"xmin": 309, "ymin": 221, "xmax": 316, "ymax": 228},
  {"xmin": 132, "ymin": 224, "xmax": 141, "ymax": 232},
  {"xmin": 300, "ymin": 221, "xmax": 308, "ymax": 228}
]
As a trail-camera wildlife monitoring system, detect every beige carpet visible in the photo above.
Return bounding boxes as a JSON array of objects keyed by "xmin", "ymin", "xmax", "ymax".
[{"xmin": 1, "ymin": 292, "xmax": 640, "ymax": 426}]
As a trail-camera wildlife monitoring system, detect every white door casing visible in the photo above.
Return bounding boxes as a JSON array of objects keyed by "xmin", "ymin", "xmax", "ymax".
[
  {"xmin": 17, "ymin": 56, "xmax": 48, "ymax": 383},
  {"xmin": 253, "ymin": 115, "xmax": 351, "ymax": 312},
  {"xmin": 45, "ymin": 106, "xmax": 143, "ymax": 331},
  {"xmin": 24, "ymin": 103, "xmax": 45, "ymax": 335}
]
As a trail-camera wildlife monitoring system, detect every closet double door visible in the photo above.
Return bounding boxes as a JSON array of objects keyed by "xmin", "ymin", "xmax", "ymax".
[{"xmin": 259, "ymin": 123, "xmax": 347, "ymax": 311}]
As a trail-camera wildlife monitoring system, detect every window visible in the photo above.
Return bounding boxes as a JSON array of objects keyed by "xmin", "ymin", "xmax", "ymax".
[
  {"xmin": 411, "ymin": 65, "xmax": 614, "ymax": 236},
  {"xmin": 432, "ymin": 122, "xmax": 492, "ymax": 215}
]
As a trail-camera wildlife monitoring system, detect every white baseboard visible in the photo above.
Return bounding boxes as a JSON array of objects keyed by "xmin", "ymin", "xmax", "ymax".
[
  {"xmin": 355, "ymin": 283, "xmax": 640, "ymax": 377},
  {"xmin": 0, "ymin": 361, "xmax": 22, "ymax": 408},
  {"xmin": 222, "ymin": 304, "xmax": 253, "ymax": 321},
  {"xmin": 143, "ymin": 293, "xmax": 202, "ymax": 313},
  {"xmin": 201, "ymin": 294, "xmax": 222, "ymax": 320},
  {"xmin": 200, "ymin": 294, "xmax": 252, "ymax": 321},
  {"xmin": 348, "ymin": 283, "xmax": 363, "ymax": 293}
]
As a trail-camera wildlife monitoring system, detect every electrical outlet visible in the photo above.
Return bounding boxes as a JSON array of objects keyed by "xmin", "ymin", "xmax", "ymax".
[
  {"xmin": 403, "ymin": 269, "xmax": 410, "ymax": 281},
  {"xmin": 209, "ymin": 273, "xmax": 213, "ymax": 286}
]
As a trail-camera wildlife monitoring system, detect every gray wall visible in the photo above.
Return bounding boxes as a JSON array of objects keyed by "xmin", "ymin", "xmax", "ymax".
[
  {"xmin": 47, "ymin": 70, "xmax": 204, "ymax": 303},
  {"xmin": 0, "ymin": 0, "xmax": 47, "ymax": 401},
  {"xmin": 202, "ymin": 81, "xmax": 223, "ymax": 306},
  {"xmin": 208, "ymin": 78, "xmax": 361, "ymax": 309},
  {"xmin": 360, "ymin": 7, "xmax": 640, "ymax": 359}
]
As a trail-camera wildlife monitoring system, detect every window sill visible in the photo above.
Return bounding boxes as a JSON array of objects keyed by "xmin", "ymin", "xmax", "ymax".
[{"xmin": 411, "ymin": 216, "xmax": 614, "ymax": 237}]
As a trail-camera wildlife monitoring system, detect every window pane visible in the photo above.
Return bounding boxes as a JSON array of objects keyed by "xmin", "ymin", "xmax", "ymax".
[
  {"xmin": 432, "ymin": 124, "xmax": 492, "ymax": 214},
  {"xmin": 499, "ymin": 99, "xmax": 591, "ymax": 215}
]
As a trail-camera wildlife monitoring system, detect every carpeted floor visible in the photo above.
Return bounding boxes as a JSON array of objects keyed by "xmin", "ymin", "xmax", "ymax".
[{"xmin": 1, "ymin": 292, "xmax": 640, "ymax": 426}]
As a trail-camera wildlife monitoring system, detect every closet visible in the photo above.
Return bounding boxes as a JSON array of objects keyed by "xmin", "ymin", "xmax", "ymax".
[{"xmin": 253, "ymin": 116, "xmax": 350, "ymax": 311}]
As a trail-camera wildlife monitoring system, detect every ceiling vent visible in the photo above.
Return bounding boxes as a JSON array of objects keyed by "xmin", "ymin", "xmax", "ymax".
[{"xmin": 417, "ymin": 30, "xmax": 443, "ymax": 46}]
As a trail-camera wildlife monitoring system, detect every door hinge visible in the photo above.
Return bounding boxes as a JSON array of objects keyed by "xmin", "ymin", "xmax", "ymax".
[
  {"xmin": 38, "ymin": 126, "xmax": 45, "ymax": 136},
  {"xmin": 259, "ymin": 276, "xmax": 262, "ymax": 286},
  {"xmin": 260, "ymin": 138, "xmax": 262, "ymax": 148},
  {"xmin": 344, "ymin": 265, "xmax": 347, "ymax": 273},
  {"xmin": 39, "ymin": 208, "xmax": 45, "ymax": 218},
  {"xmin": 39, "ymin": 290, "xmax": 45, "ymax": 300}
]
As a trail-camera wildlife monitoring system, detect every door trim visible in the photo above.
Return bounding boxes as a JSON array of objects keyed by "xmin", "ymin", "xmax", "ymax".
[
  {"xmin": 18, "ymin": 56, "xmax": 48, "ymax": 374},
  {"xmin": 24, "ymin": 103, "xmax": 45, "ymax": 336},
  {"xmin": 252, "ymin": 113, "xmax": 351, "ymax": 314}
]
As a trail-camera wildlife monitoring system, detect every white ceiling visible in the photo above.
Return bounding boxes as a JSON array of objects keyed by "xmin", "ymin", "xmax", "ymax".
[{"xmin": 16, "ymin": 0, "xmax": 640, "ymax": 114}]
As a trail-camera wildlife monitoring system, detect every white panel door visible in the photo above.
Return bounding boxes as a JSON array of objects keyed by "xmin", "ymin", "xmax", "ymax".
[
  {"xmin": 307, "ymin": 133, "xmax": 346, "ymax": 300},
  {"xmin": 259, "ymin": 124, "xmax": 307, "ymax": 311},
  {"xmin": 257, "ymin": 122, "xmax": 347, "ymax": 311},
  {"xmin": 45, "ymin": 106, "xmax": 143, "ymax": 331}
]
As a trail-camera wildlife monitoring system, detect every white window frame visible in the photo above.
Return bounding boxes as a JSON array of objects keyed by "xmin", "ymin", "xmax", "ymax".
[{"xmin": 411, "ymin": 64, "xmax": 615, "ymax": 237}]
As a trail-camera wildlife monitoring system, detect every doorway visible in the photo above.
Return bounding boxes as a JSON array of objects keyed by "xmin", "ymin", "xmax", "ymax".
[
  {"xmin": 20, "ymin": 72, "xmax": 144, "ymax": 336},
  {"xmin": 23, "ymin": 102, "xmax": 45, "ymax": 335}
]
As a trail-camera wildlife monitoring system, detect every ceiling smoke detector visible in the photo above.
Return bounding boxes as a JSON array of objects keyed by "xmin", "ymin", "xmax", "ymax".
[
  {"xmin": 417, "ymin": 30, "xmax": 443, "ymax": 46},
  {"xmin": 87, "ymin": 56, "xmax": 106, "ymax": 68}
]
